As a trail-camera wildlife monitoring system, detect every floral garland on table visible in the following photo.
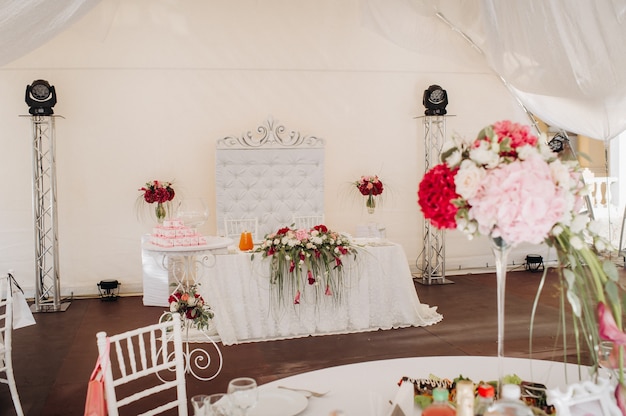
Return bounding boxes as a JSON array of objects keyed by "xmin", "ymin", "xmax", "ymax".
[
  {"xmin": 355, "ymin": 175, "xmax": 384, "ymax": 213},
  {"xmin": 138, "ymin": 180, "xmax": 175, "ymax": 222},
  {"xmin": 251, "ymin": 224, "xmax": 357, "ymax": 306},
  {"xmin": 417, "ymin": 120, "xmax": 624, "ymax": 409},
  {"xmin": 161, "ymin": 285, "xmax": 214, "ymax": 330}
]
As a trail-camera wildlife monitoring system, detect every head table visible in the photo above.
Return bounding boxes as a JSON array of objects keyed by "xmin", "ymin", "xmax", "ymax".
[
  {"xmin": 253, "ymin": 356, "xmax": 593, "ymax": 416},
  {"xmin": 142, "ymin": 238, "xmax": 442, "ymax": 345},
  {"xmin": 196, "ymin": 241, "xmax": 442, "ymax": 345}
]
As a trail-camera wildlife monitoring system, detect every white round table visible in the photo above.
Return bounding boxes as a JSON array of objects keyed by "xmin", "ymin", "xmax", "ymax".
[{"xmin": 256, "ymin": 356, "xmax": 592, "ymax": 416}]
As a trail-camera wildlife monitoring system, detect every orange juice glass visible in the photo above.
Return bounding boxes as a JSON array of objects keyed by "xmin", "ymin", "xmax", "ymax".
[{"xmin": 239, "ymin": 231, "xmax": 253, "ymax": 251}]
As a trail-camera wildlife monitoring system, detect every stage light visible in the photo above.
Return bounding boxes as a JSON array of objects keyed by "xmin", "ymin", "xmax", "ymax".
[
  {"xmin": 97, "ymin": 280, "xmax": 121, "ymax": 301},
  {"xmin": 423, "ymin": 84, "xmax": 448, "ymax": 116},
  {"xmin": 25, "ymin": 79, "xmax": 57, "ymax": 115},
  {"xmin": 548, "ymin": 132, "xmax": 567, "ymax": 153}
]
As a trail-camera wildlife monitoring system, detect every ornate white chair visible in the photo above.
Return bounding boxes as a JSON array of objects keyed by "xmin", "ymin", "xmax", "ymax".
[
  {"xmin": 96, "ymin": 313, "xmax": 187, "ymax": 416},
  {"xmin": 292, "ymin": 215, "xmax": 325, "ymax": 229},
  {"xmin": 0, "ymin": 274, "xmax": 24, "ymax": 416},
  {"xmin": 224, "ymin": 217, "xmax": 259, "ymax": 241}
]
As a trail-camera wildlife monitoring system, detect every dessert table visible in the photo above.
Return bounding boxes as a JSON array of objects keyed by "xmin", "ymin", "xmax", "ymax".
[
  {"xmin": 198, "ymin": 241, "xmax": 443, "ymax": 345},
  {"xmin": 141, "ymin": 234, "xmax": 233, "ymax": 306},
  {"xmin": 255, "ymin": 356, "xmax": 593, "ymax": 416}
]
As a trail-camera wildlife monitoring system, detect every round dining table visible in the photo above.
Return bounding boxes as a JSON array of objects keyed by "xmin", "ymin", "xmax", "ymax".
[{"xmin": 253, "ymin": 356, "xmax": 593, "ymax": 416}]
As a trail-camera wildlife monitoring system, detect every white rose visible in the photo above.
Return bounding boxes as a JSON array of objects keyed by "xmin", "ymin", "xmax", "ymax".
[
  {"xmin": 169, "ymin": 302, "xmax": 178, "ymax": 312},
  {"xmin": 516, "ymin": 144, "xmax": 539, "ymax": 161},
  {"xmin": 444, "ymin": 149, "xmax": 462, "ymax": 167},
  {"xmin": 455, "ymin": 160, "xmax": 485, "ymax": 199},
  {"xmin": 588, "ymin": 220, "xmax": 603, "ymax": 236},
  {"xmin": 469, "ymin": 142, "xmax": 499, "ymax": 168},
  {"xmin": 570, "ymin": 214, "xmax": 589, "ymax": 234},
  {"xmin": 187, "ymin": 296, "xmax": 197, "ymax": 306}
]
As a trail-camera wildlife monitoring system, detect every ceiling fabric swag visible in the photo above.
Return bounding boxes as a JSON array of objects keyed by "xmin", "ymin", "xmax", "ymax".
[
  {"xmin": 362, "ymin": 0, "xmax": 626, "ymax": 141},
  {"xmin": 0, "ymin": 0, "xmax": 101, "ymax": 68}
]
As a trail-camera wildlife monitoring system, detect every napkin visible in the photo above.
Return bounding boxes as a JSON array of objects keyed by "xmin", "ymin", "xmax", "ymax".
[{"xmin": 386, "ymin": 380, "xmax": 414, "ymax": 416}]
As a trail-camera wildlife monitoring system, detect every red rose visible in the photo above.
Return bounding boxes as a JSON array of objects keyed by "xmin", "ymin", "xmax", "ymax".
[
  {"xmin": 276, "ymin": 227, "xmax": 290, "ymax": 235},
  {"xmin": 313, "ymin": 224, "xmax": 328, "ymax": 233},
  {"xmin": 417, "ymin": 164, "xmax": 460, "ymax": 230}
]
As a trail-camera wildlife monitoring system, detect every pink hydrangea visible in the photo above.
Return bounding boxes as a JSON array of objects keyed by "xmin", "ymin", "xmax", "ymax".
[{"xmin": 468, "ymin": 154, "xmax": 567, "ymax": 245}]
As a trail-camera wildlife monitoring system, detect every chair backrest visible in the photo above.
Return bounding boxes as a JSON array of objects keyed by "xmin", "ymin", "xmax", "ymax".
[
  {"xmin": 0, "ymin": 273, "xmax": 13, "ymax": 369},
  {"xmin": 96, "ymin": 313, "xmax": 187, "ymax": 416},
  {"xmin": 224, "ymin": 218, "xmax": 259, "ymax": 241},
  {"xmin": 292, "ymin": 215, "xmax": 325, "ymax": 230},
  {"xmin": 0, "ymin": 274, "xmax": 24, "ymax": 416}
]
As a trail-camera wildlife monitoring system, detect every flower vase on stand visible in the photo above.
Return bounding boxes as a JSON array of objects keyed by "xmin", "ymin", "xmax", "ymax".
[
  {"xmin": 366, "ymin": 194, "xmax": 376, "ymax": 214},
  {"xmin": 491, "ymin": 236, "xmax": 512, "ymax": 394},
  {"xmin": 155, "ymin": 202, "xmax": 166, "ymax": 224}
]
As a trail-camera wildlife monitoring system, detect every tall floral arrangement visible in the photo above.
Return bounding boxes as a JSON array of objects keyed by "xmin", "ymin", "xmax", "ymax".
[
  {"xmin": 138, "ymin": 180, "xmax": 175, "ymax": 223},
  {"xmin": 252, "ymin": 224, "xmax": 357, "ymax": 306},
  {"xmin": 355, "ymin": 175, "xmax": 384, "ymax": 213},
  {"xmin": 417, "ymin": 120, "xmax": 623, "ymax": 409}
]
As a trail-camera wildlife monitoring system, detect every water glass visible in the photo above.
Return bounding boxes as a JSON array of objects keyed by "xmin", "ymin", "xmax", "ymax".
[
  {"xmin": 227, "ymin": 377, "xmax": 258, "ymax": 415},
  {"xmin": 206, "ymin": 393, "xmax": 232, "ymax": 416},
  {"xmin": 191, "ymin": 394, "xmax": 210, "ymax": 416}
]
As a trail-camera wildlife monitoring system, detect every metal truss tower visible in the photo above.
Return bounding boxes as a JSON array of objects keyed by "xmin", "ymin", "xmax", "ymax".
[
  {"xmin": 29, "ymin": 115, "xmax": 69, "ymax": 312},
  {"xmin": 415, "ymin": 115, "xmax": 449, "ymax": 284}
]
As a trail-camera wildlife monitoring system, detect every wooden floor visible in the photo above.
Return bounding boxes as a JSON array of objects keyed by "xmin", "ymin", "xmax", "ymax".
[{"xmin": 0, "ymin": 268, "xmax": 584, "ymax": 416}]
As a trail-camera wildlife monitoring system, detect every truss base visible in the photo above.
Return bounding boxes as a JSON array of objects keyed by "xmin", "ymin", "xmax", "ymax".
[
  {"xmin": 30, "ymin": 301, "xmax": 71, "ymax": 313},
  {"xmin": 413, "ymin": 274, "xmax": 455, "ymax": 285}
]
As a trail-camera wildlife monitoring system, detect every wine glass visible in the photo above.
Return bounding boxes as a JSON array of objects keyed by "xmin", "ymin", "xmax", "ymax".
[
  {"xmin": 176, "ymin": 198, "xmax": 210, "ymax": 229},
  {"xmin": 206, "ymin": 393, "xmax": 232, "ymax": 416},
  {"xmin": 598, "ymin": 340, "xmax": 616, "ymax": 379},
  {"xmin": 190, "ymin": 394, "xmax": 210, "ymax": 416},
  {"xmin": 227, "ymin": 377, "xmax": 258, "ymax": 415}
]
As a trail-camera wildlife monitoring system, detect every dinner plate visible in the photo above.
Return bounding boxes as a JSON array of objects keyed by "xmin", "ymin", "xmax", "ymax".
[{"xmin": 248, "ymin": 388, "xmax": 308, "ymax": 416}]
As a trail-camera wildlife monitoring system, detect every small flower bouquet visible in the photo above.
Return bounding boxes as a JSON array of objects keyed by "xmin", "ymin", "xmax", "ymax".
[
  {"xmin": 355, "ymin": 175, "xmax": 384, "ymax": 213},
  {"xmin": 252, "ymin": 224, "xmax": 357, "ymax": 306},
  {"xmin": 162, "ymin": 285, "xmax": 214, "ymax": 330},
  {"xmin": 138, "ymin": 180, "xmax": 175, "ymax": 223}
]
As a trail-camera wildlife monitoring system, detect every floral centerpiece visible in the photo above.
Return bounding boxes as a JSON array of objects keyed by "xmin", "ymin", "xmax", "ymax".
[
  {"xmin": 252, "ymin": 224, "xmax": 357, "ymax": 306},
  {"xmin": 161, "ymin": 285, "xmax": 214, "ymax": 330},
  {"xmin": 417, "ymin": 120, "xmax": 622, "ymax": 407},
  {"xmin": 355, "ymin": 175, "xmax": 384, "ymax": 214},
  {"xmin": 138, "ymin": 180, "xmax": 175, "ymax": 223}
]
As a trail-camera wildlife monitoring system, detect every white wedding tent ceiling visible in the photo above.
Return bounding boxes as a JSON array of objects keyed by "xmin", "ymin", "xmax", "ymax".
[
  {"xmin": 5, "ymin": 0, "xmax": 626, "ymax": 140},
  {"xmin": 365, "ymin": 0, "xmax": 626, "ymax": 141}
]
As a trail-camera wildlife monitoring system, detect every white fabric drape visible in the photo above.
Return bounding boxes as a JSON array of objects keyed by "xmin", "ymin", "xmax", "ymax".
[
  {"xmin": 0, "ymin": 0, "xmax": 101, "ymax": 68},
  {"xmin": 363, "ymin": 0, "xmax": 626, "ymax": 141}
]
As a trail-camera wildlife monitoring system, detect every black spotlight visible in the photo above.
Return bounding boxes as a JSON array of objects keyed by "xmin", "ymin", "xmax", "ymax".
[
  {"xmin": 423, "ymin": 84, "xmax": 448, "ymax": 116},
  {"xmin": 524, "ymin": 254, "xmax": 544, "ymax": 273},
  {"xmin": 548, "ymin": 132, "xmax": 567, "ymax": 153},
  {"xmin": 97, "ymin": 280, "xmax": 121, "ymax": 301},
  {"xmin": 25, "ymin": 79, "xmax": 57, "ymax": 115}
]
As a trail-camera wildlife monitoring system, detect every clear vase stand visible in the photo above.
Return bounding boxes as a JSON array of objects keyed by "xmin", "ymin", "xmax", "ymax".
[{"xmin": 491, "ymin": 237, "xmax": 512, "ymax": 394}]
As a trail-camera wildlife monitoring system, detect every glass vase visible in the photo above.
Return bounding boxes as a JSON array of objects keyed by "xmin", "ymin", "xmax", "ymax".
[
  {"xmin": 491, "ymin": 236, "xmax": 511, "ymax": 395},
  {"xmin": 366, "ymin": 194, "xmax": 376, "ymax": 214},
  {"xmin": 155, "ymin": 202, "xmax": 167, "ymax": 223}
]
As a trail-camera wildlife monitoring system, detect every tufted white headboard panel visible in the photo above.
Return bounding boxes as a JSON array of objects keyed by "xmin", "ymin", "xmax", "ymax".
[{"xmin": 215, "ymin": 118, "xmax": 325, "ymax": 238}]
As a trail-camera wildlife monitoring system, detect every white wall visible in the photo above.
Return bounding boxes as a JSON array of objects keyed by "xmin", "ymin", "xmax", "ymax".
[{"xmin": 0, "ymin": 0, "xmax": 533, "ymax": 297}]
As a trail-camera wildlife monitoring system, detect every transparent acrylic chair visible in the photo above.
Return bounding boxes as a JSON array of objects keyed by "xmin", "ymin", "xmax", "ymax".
[
  {"xmin": 292, "ymin": 215, "xmax": 325, "ymax": 229},
  {"xmin": 96, "ymin": 313, "xmax": 187, "ymax": 416},
  {"xmin": 224, "ymin": 218, "xmax": 259, "ymax": 241}
]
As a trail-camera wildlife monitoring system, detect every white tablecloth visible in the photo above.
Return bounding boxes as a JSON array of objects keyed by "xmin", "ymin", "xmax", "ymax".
[
  {"xmin": 198, "ymin": 242, "xmax": 442, "ymax": 345},
  {"xmin": 258, "ymin": 356, "xmax": 593, "ymax": 416}
]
